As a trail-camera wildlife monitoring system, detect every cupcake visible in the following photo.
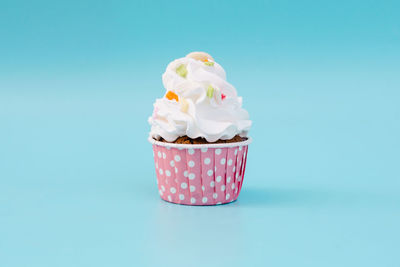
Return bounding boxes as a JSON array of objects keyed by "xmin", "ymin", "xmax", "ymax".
[{"xmin": 148, "ymin": 52, "xmax": 252, "ymax": 205}]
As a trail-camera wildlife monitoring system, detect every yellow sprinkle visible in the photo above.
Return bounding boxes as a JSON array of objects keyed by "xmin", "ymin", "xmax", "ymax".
[
  {"xmin": 176, "ymin": 64, "xmax": 187, "ymax": 78},
  {"xmin": 204, "ymin": 61, "xmax": 214, "ymax": 66},
  {"xmin": 180, "ymin": 97, "xmax": 189, "ymax": 113},
  {"xmin": 207, "ymin": 85, "xmax": 214, "ymax": 98}
]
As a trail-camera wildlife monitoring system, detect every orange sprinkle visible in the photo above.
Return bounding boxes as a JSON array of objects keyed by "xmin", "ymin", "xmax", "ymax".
[
  {"xmin": 202, "ymin": 58, "xmax": 209, "ymax": 62},
  {"xmin": 166, "ymin": 91, "xmax": 179, "ymax": 102}
]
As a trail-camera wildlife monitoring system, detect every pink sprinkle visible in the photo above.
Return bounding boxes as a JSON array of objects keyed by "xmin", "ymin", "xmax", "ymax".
[
  {"xmin": 152, "ymin": 107, "xmax": 159, "ymax": 119},
  {"xmin": 221, "ymin": 94, "xmax": 226, "ymax": 100}
]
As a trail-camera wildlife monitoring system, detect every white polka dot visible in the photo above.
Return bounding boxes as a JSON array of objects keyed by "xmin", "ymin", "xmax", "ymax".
[
  {"xmin": 166, "ymin": 147, "xmax": 171, "ymax": 150},
  {"xmin": 216, "ymin": 176, "xmax": 222, "ymax": 182},
  {"xmin": 236, "ymin": 172, "xmax": 239, "ymax": 178},
  {"xmin": 239, "ymin": 146, "xmax": 243, "ymax": 151},
  {"xmin": 221, "ymin": 185, "xmax": 226, "ymax": 191},
  {"xmin": 232, "ymin": 166, "xmax": 236, "ymax": 172},
  {"xmin": 184, "ymin": 171, "xmax": 189, "ymax": 177},
  {"xmin": 228, "ymin": 159, "xmax": 233, "ymax": 166},
  {"xmin": 231, "ymin": 183, "xmax": 235, "ymax": 189},
  {"xmin": 156, "ymin": 179, "xmax": 159, "ymax": 185},
  {"xmin": 167, "ymin": 195, "xmax": 172, "ymax": 201},
  {"xmin": 226, "ymin": 193, "xmax": 230, "ymax": 200},
  {"xmin": 217, "ymin": 202, "xmax": 222, "ymax": 205},
  {"xmin": 159, "ymin": 168, "xmax": 163, "ymax": 175},
  {"xmin": 179, "ymin": 194, "xmax": 185, "ymax": 200},
  {"xmin": 202, "ymin": 197, "xmax": 208, "ymax": 203},
  {"xmin": 191, "ymin": 197, "xmax": 196, "ymax": 204},
  {"xmin": 190, "ymin": 185, "xmax": 196, "ymax": 192},
  {"xmin": 202, "ymin": 186, "xmax": 205, "ymax": 191},
  {"xmin": 157, "ymin": 151, "xmax": 162, "ymax": 158},
  {"xmin": 170, "ymin": 160, "xmax": 175, "ymax": 167},
  {"xmin": 188, "ymin": 160, "xmax": 195, "ymax": 167},
  {"xmin": 174, "ymin": 155, "xmax": 181, "ymax": 162},
  {"xmin": 159, "ymin": 189, "xmax": 163, "ymax": 195},
  {"xmin": 207, "ymin": 169, "xmax": 213, "ymax": 176},
  {"xmin": 188, "ymin": 149, "xmax": 195, "ymax": 155},
  {"xmin": 162, "ymin": 152, "xmax": 166, "ymax": 159},
  {"xmin": 213, "ymin": 193, "xmax": 218, "ymax": 199},
  {"xmin": 170, "ymin": 187, "xmax": 176, "ymax": 194},
  {"xmin": 210, "ymin": 181, "xmax": 215, "ymax": 187},
  {"xmin": 215, "ymin": 149, "xmax": 221, "ymax": 155},
  {"xmin": 161, "ymin": 185, "xmax": 165, "ymax": 192},
  {"xmin": 227, "ymin": 176, "xmax": 231, "ymax": 183},
  {"xmin": 201, "ymin": 148, "xmax": 208, "ymax": 152},
  {"xmin": 189, "ymin": 173, "xmax": 195, "ymax": 180},
  {"xmin": 237, "ymin": 176, "xmax": 242, "ymax": 181},
  {"xmin": 175, "ymin": 167, "xmax": 178, "ymax": 173},
  {"xmin": 235, "ymin": 188, "xmax": 238, "ymax": 194},
  {"xmin": 165, "ymin": 170, "xmax": 171, "ymax": 177},
  {"xmin": 204, "ymin": 158, "xmax": 211, "ymax": 164},
  {"xmin": 220, "ymin": 158, "xmax": 226, "ymax": 165},
  {"xmin": 234, "ymin": 149, "xmax": 238, "ymax": 155},
  {"xmin": 181, "ymin": 182, "xmax": 187, "ymax": 189}
]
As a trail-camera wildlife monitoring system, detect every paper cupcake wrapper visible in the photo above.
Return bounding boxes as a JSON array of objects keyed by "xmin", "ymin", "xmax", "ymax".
[{"xmin": 149, "ymin": 137, "xmax": 251, "ymax": 206}]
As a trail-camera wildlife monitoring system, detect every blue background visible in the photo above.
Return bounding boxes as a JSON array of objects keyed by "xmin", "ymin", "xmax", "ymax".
[{"xmin": 1, "ymin": 0, "xmax": 399, "ymax": 266}]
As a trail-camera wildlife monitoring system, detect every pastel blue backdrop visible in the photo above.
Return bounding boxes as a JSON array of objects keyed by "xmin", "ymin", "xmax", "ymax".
[{"xmin": 1, "ymin": 0, "xmax": 399, "ymax": 266}]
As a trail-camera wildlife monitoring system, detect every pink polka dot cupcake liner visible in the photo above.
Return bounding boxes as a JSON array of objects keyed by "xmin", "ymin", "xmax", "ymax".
[{"xmin": 149, "ymin": 137, "xmax": 252, "ymax": 205}]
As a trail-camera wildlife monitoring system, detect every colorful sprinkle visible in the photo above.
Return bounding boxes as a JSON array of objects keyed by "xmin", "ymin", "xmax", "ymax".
[
  {"xmin": 186, "ymin": 52, "xmax": 214, "ymax": 62},
  {"xmin": 207, "ymin": 85, "xmax": 214, "ymax": 98},
  {"xmin": 180, "ymin": 97, "xmax": 189, "ymax": 113},
  {"xmin": 176, "ymin": 64, "xmax": 187, "ymax": 78},
  {"xmin": 166, "ymin": 91, "xmax": 179, "ymax": 102},
  {"xmin": 204, "ymin": 61, "xmax": 214, "ymax": 66},
  {"xmin": 152, "ymin": 107, "xmax": 159, "ymax": 119},
  {"xmin": 221, "ymin": 93, "xmax": 226, "ymax": 100}
]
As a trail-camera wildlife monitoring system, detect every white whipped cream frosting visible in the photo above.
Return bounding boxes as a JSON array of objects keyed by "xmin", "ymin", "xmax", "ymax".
[{"xmin": 148, "ymin": 53, "xmax": 251, "ymax": 142}]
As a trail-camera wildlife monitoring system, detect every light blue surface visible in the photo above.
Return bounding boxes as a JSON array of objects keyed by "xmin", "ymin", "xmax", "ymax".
[{"xmin": 1, "ymin": 0, "xmax": 400, "ymax": 266}]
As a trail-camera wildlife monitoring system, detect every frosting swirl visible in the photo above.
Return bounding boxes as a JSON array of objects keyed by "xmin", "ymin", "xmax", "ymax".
[{"xmin": 148, "ymin": 52, "xmax": 251, "ymax": 142}]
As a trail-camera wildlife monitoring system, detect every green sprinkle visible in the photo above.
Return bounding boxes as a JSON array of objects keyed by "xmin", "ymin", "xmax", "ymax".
[
  {"xmin": 176, "ymin": 64, "xmax": 187, "ymax": 78},
  {"xmin": 204, "ymin": 61, "xmax": 214, "ymax": 66},
  {"xmin": 207, "ymin": 85, "xmax": 214, "ymax": 98}
]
